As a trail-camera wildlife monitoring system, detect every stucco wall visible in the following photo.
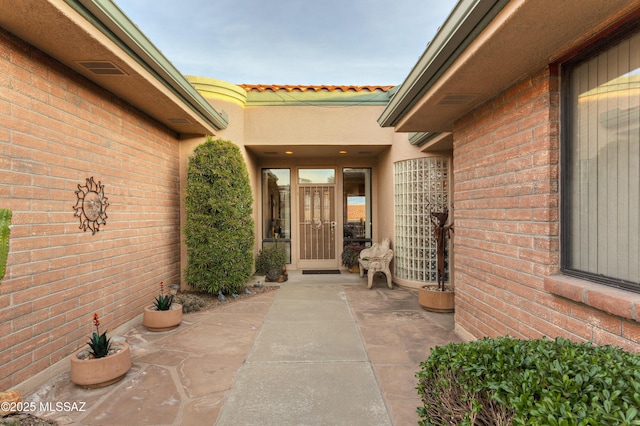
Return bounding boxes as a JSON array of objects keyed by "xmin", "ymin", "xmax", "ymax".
[
  {"xmin": 0, "ymin": 29, "xmax": 182, "ymax": 389},
  {"xmin": 244, "ymin": 105, "xmax": 393, "ymax": 147},
  {"xmin": 453, "ymin": 65, "xmax": 640, "ymax": 352}
]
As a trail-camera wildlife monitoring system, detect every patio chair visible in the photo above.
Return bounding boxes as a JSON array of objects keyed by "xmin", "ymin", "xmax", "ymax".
[{"xmin": 358, "ymin": 238, "xmax": 393, "ymax": 289}]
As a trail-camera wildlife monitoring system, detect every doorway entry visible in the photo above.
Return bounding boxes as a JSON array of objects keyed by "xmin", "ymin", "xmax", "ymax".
[
  {"xmin": 260, "ymin": 167, "xmax": 372, "ymax": 270},
  {"xmin": 297, "ymin": 169, "xmax": 336, "ymax": 269},
  {"xmin": 298, "ymin": 185, "xmax": 336, "ymax": 261}
]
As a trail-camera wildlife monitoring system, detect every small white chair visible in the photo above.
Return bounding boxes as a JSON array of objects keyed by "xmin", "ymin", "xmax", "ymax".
[{"xmin": 358, "ymin": 238, "xmax": 393, "ymax": 289}]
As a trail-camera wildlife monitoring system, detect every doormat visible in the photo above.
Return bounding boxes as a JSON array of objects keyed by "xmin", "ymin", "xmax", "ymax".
[{"xmin": 302, "ymin": 270, "xmax": 341, "ymax": 274}]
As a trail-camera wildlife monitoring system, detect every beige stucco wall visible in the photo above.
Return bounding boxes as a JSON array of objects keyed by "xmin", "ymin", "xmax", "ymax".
[{"xmin": 244, "ymin": 105, "xmax": 394, "ymax": 146}]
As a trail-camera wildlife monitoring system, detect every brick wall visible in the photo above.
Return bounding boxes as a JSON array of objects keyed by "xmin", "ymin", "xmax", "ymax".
[
  {"xmin": 453, "ymin": 65, "xmax": 640, "ymax": 352},
  {"xmin": 0, "ymin": 29, "xmax": 182, "ymax": 389}
]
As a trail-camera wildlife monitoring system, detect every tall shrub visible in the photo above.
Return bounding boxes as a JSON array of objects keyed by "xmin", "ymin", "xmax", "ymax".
[{"xmin": 184, "ymin": 137, "xmax": 254, "ymax": 294}]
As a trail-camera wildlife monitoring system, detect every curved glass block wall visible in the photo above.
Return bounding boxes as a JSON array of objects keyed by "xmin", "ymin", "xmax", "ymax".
[{"xmin": 394, "ymin": 156, "xmax": 450, "ymax": 283}]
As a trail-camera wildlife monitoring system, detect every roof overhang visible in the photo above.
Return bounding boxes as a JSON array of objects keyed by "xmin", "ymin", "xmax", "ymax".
[
  {"xmin": 0, "ymin": 0, "xmax": 228, "ymax": 135},
  {"xmin": 379, "ymin": 0, "xmax": 640, "ymax": 133}
]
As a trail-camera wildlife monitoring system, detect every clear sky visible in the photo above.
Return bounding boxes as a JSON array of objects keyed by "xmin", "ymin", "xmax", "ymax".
[{"xmin": 114, "ymin": 0, "xmax": 459, "ymax": 86}]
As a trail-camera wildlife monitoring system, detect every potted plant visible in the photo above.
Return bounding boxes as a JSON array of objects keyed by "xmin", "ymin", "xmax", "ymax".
[
  {"xmin": 143, "ymin": 282, "xmax": 183, "ymax": 331},
  {"xmin": 341, "ymin": 242, "xmax": 363, "ymax": 272},
  {"xmin": 419, "ymin": 207, "xmax": 455, "ymax": 312},
  {"xmin": 70, "ymin": 313, "xmax": 131, "ymax": 388},
  {"xmin": 255, "ymin": 243, "xmax": 288, "ymax": 282}
]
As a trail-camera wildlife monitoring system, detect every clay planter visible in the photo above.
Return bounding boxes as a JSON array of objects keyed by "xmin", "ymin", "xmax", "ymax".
[
  {"xmin": 418, "ymin": 285, "xmax": 455, "ymax": 313},
  {"xmin": 143, "ymin": 303, "xmax": 183, "ymax": 332},
  {"xmin": 265, "ymin": 266, "xmax": 288, "ymax": 283},
  {"xmin": 70, "ymin": 342, "xmax": 131, "ymax": 389}
]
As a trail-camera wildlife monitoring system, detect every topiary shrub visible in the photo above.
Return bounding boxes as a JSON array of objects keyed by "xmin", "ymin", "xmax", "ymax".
[
  {"xmin": 184, "ymin": 137, "xmax": 254, "ymax": 295},
  {"xmin": 416, "ymin": 336, "xmax": 640, "ymax": 426}
]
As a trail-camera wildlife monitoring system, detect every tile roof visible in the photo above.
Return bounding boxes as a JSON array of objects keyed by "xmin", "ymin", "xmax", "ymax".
[{"xmin": 239, "ymin": 84, "xmax": 394, "ymax": 93}]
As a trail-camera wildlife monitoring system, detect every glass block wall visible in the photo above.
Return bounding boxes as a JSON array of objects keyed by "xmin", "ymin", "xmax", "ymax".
[{"xmin": 394, "ymin": 156, "xmax": 449, "ymax": 282}]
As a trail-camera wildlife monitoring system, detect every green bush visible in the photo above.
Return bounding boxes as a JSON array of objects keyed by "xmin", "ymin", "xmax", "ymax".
[
  {"xmin": 255, "ymin": 244, "xmax": 287, "ymax": 281},
  {"xmin": 416, "ymin": 336, "xmax": 640, "ymax": 426},
  {"xmin": 184, "ymin": 137, "xmax": 254, "ymax": 295}
]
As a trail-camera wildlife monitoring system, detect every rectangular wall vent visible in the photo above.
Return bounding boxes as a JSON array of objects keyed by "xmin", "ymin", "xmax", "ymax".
[
  {"xmin": 78, "ymin": 61, "xmax": 126, "ymax": 75},
  {"xmin": 436, "ymin": 94, "xmax": 478, "ymax": 106},
  {"xmin": 167, "ymin": 118, "xmax": 192, "ymax": 125}
]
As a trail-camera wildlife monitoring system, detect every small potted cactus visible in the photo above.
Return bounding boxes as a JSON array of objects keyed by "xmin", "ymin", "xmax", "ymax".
[{"xmin": 142, "ymin": 282, "xmax": 183, "ymax": 331}]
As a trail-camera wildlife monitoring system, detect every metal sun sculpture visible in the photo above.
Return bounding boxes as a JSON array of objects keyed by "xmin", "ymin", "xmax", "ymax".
[{"xmin": 74, "ymin": 177, "xmax": 109, "ymax": 235}]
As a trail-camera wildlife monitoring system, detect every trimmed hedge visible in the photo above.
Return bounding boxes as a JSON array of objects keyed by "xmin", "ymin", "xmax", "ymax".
[
  {"xmin": 417, "ymin": 336, "xmax": 640, "ymax": 426},
  {"xmin": 184, "ymin": 137, "xmax": 254, "ymax": 295}
]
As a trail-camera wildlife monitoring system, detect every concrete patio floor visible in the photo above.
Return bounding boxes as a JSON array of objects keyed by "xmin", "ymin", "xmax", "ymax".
[{"xmin": 20, "ymin": 271, "xmax": 463, "ymax": 425}]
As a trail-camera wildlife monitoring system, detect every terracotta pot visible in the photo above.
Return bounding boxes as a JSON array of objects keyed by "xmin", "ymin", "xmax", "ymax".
[
  {"xmin": 70, "ymin": 342, "xmax": 131, "ymax": 389},
  {"xmin": 418, "ymin": 285, "xmax": 455, "ymax": 313},
  {"xmin": 143, "ymin": 304, "xmax": 183, "ymax": 332},
  {"xmin": 349, "ymin": 265, "xmax": 360, "ymax": 273}
]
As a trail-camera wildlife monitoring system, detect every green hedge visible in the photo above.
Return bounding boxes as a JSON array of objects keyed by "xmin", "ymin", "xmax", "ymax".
[
  {"xmin": 417, "ymin": 336, "xmax": 640, "ymax": 426},
  {"xmin": 184, "ymin": 137, "xmax": 254, "ymax": 295}
]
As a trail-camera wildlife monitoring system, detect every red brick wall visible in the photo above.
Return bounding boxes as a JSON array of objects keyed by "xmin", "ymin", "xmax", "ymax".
[
  {"xmin": 453, "ymin": 65, "xmax": 640, "ymax": 352},
  {"xmin": 0, "ymin": 29, "xmax": 182, "ymax": 389}
]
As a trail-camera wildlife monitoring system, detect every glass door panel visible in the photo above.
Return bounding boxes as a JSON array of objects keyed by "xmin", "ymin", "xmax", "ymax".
[
  {"xmin": 261, "ymin": 169, "xmax": 291, "ymax": 262},
  {"xmin": 343, "ymin": 168, "xmax": 371, "ymax": 253}
]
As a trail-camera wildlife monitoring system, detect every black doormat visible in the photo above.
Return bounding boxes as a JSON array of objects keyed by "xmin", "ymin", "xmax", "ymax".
[{"xmin": 302, "ymin": 269, "xmax": 341, "ymax": 274}]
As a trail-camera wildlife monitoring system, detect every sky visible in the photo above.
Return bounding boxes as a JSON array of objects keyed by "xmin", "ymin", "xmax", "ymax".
[{"xmin": 114, "ymin": 0, "xmax": 459, "ymax": 86}]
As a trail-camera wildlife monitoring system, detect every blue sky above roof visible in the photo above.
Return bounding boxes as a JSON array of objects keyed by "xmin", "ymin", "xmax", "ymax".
[{"xmin": 115, "ymin": 0, "xmax": 458, "ymax": 86}]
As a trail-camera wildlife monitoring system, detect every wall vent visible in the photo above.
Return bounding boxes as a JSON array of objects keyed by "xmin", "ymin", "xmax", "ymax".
[
  {"xmin": 167, "ymin": 118, "xmax": 192, "ymax": 125},
  {"xmin": 78, "ymin": 61, "xmax": 126, "ymax": 75},
  {"xmin": 436, "ymin": 94, "xmax": 478, "ymax": 106}
]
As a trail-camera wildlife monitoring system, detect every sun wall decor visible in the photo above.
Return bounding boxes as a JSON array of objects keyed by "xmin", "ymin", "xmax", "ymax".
[{"xmin": 73, "ymin": 177, "xmax": 109, "ymax": 234}]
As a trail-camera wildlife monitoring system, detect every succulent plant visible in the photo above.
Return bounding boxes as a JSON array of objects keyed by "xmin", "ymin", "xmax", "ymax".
[
  {"xmin": 87, "ymin": 313, "xmax": 111, "ymax": 358},
  {"xmin": 153, "ymin": 282, "xmax": 174, "ymax": 311}
]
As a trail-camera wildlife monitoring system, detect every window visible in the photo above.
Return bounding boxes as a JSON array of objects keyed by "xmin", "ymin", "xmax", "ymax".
[
  {"xmin": 394, "ymin": 157, "xmax": 449, "ymax": 283},
  {"xmin": 343, "ymin": 168, "xmax": 372, "ymax": 250},
  {"xmin": 562, "ymin": 28, "xmax": 640, "ymax": 290},
  {"xmin": 262, "ymin": 169, "xmax": 291, "ymax": 262}
]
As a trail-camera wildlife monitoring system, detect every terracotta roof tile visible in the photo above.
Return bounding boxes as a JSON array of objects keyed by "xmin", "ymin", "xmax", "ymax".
[{"xmin": 239, "ymin": 84, "xmax": 393, "ymax": 93}]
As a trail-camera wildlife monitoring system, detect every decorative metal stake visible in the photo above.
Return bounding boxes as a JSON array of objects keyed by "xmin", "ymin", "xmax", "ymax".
[{"xmin": 430, "ymin": 207, "xmax": 454, "ymax": 291}]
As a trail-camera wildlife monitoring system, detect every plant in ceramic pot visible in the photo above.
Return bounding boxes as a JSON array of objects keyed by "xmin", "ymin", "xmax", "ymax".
[
  {"xmin": 419, "ymin": 207, "xmax": 455, "ymax": 313},
  {"xmin": 255, "ymin": 244, "xmax": 288, "ymax": 282},
  {"xmin": 70, "ymin": 313, "xmax": 131, "ymax": 388},
  {"xmin": 143, "ymin": 282, "xmax": 183, "ymax": 331},
  {"xmin": 341, "ymin": 242, "xmax": 363, "ymax": 272}
]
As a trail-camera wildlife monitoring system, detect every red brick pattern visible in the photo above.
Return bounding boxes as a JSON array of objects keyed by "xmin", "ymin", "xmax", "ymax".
[
  {"xmin": 453, "ymin": 66, "xmax": 640, "ymax": 352},
  {"xmin": 0, "ymin": 29, "xmax": 182, "ymax": 389}
]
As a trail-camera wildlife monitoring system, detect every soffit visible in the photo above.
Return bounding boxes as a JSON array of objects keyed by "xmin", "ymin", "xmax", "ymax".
[
  {"xmin": 245, "ymin": 144, "xmax": 388, "ymax": 159},
  {"xmin": 0, "ymin": 0, "xmax": 226, "ymax": 135},
  {"xmin": 385, "ymin": 0, "xmax": 640, "ymax": 133}
]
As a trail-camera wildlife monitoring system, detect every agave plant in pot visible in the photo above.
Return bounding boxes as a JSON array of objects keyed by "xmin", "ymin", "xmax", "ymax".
[
  {"xmin": 70, "ymin": 313, "xmax": 131, "ymax": 388},
  {"xmin": 143, "ymin": 282, "xmax": 183, "ymax": 331}
]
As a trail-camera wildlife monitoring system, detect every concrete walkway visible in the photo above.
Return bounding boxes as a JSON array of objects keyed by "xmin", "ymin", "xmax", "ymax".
[{"xmin": 21, "ymin": 271, "xmax": 462, "ymax": 425}]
